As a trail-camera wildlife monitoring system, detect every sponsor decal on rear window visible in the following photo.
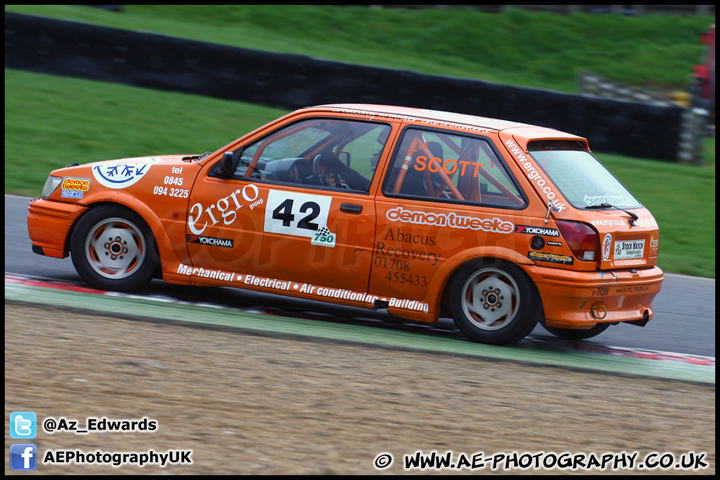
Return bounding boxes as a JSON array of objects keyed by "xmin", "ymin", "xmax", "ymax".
[
  {"xmin": 583, "ymin": 194, "xmax": 637, "ymax": 208},
  {"xmin": 504, "ymin": 139, "xmax": 567, "ymax": 212}
]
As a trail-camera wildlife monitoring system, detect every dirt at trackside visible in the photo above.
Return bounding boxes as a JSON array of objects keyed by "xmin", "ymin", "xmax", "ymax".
[{"xmin": 4, "ymin": 303, "xmax": 715, "ymax": 475}]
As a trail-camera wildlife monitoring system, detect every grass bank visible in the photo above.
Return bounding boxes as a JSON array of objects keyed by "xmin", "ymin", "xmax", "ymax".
[{"xmin": 5, "ymin": 5, "xmax": 714, "ymax": 93}]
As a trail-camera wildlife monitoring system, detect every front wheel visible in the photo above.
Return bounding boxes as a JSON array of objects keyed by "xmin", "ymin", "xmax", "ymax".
[
  {"xmin": 70, "ymin": 205, "xmax": 158, "ymax": 291},
  {"xmin": 449, "ymin": 260, "xmax": 542, "ymax": 345}
]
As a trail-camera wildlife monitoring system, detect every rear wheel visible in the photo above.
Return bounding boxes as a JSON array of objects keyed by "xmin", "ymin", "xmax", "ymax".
[
  {"xmin": 542, "ymin": 322, "xmax": 610, "ymax": 341},
  {"xmin": 449, "ymin": 260, "xmax": 541, "ymax": 345},
  {"xmin": 70, "ymin": 205, "xmax": 158, "ymax": 291}
]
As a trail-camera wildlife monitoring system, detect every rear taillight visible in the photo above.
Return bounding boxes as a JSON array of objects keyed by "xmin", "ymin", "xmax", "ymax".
[{"xmin": 556, "ymin": 221, "xmax": 598, "ymax": 262}]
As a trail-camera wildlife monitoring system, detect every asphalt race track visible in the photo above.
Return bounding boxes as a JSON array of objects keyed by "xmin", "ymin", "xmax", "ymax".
[{"xmin": 5, "ymin": 194, "xmax": 715, "ymax": 368}]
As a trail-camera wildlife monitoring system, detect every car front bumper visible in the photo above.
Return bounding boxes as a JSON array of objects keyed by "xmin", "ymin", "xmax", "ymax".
[{"xmin": 27, "ymin": 199, "xmax": 88, "ymax": 258}]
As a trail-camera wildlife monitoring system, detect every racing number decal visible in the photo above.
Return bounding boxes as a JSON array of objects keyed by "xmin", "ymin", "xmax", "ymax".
[
  {"xmin": 297, "ymin": 202, "xmax": 321, "ymax": 230},
  {"xmin": 264, "ymin": 190, "xmax": 332, "ymax": 238},
  {"xmin": 272, "ymin": 199, "xmax": 320, "ymax": 230}
]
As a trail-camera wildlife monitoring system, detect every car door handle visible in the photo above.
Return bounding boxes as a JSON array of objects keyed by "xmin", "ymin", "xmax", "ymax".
[{"xmin": 340, "ymin": 203, "xmax": 363, "ymax": 214}]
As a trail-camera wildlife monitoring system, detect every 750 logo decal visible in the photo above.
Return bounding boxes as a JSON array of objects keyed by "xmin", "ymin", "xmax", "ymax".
[{"xmin": 311, "ymin": 226, "xmax": 336, "ymax": 248}]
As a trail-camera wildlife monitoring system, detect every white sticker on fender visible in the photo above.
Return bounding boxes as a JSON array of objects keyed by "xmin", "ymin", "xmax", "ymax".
[
  {"xmin": 92, "ymin": 157, "xmax": 160, "ymax": 189},
  {"xmin": 311, "ymin": 226, "xmax": 336, "ymax": 248},
  {"xmin": 602, "ymin": 233, "xmax": 612, "ymax": 261},
  {"xmin": 264, "ymin": 190, "xmax": 332, "ymax": 239}
]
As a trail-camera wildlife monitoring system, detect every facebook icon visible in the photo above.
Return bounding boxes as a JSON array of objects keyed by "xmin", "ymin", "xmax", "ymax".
[{"xmin": 10, "ymin": 444, "xmax": 37, "ymax": 471}]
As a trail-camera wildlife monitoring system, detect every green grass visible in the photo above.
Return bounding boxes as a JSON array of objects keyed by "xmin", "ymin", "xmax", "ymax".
[
  {"xmin": 4, "ymin": 6, "xmax": 715, "ymax": 278},
  {"xmin": 5, "ymin": 69, "xmax": 714, "ymax": 278},
  {"xmin": 4, "ymin": 69, "xmax": 287, "ymax": 193},
  {"xmin": 5, "ymin": 5, "xmax": 714, "ymax": 93}
]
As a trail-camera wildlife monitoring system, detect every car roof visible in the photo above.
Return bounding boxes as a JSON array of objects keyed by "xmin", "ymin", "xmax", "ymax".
[{"xmin": 307, "ymin": 103, "xmax": 572, "ymax": 137}]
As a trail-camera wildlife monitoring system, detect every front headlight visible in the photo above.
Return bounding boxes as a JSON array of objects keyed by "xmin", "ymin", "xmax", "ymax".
[{"xmin": 41, "ymin": 176, "xmax": 62, "ymax": 199}]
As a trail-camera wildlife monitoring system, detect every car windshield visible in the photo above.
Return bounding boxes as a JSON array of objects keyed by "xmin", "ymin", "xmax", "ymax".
[{"xmin": 528, "ymin": 140, "xmax": 642, "ymax": 210}]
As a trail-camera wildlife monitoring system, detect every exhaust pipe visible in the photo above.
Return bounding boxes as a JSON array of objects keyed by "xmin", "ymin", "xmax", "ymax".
[
  {"xmin": 627, "ymin": 309, "xmax": 651, "ymax": 327},
  {"xmin": 590, "ymin": 302, "xmax": 607, "ymax": 320}
]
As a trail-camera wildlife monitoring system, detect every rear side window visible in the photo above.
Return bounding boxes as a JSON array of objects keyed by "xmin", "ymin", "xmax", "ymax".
[
  {"xmin": 383, "ymin": 128, "xmax": 526, "ymax": 208},
  {"xmin": 528, "ymin": 140, "xmax": 642, "ymax": 209}
]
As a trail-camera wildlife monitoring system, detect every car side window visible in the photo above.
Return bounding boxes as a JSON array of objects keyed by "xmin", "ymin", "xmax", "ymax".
[
  {"xmin": 225, "ymin": 118, "xmax": 391, "ymax": 193},
  {"xmin": 383, "ymin": 128, "xmax": 526, "ymax": 208}
]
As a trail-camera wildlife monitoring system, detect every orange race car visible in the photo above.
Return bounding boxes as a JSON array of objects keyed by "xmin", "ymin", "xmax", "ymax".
[{"xmin": 28, "ymin": 104, "xmax": 664, "ymax": 345}]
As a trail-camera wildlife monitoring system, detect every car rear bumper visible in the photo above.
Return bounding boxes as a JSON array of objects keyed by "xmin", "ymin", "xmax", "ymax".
[
  {"xmin": 27, "ymin": 199, "xmax": 87, "ymax": 258},
  {"xmin": 524, "ymin": 264, "xmax": 664, "ymax": 329}
]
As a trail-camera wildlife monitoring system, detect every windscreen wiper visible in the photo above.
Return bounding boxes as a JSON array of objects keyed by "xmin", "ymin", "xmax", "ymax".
[{"xmin": 585, "ymin": 203, "xmax": 638, "ymax": 226}]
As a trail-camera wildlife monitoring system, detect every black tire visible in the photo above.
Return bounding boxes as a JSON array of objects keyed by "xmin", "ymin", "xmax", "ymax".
[
  {"xmin": 70, "ymin": 205, "xmax": 158, "ymax": 291},
  {"xmin": 449, "ymin": 260, "xmax": 542, "ymax": 345},
  {"xmin": 542, "ymin": 322, "xmax": 610, "ymax": 341}
]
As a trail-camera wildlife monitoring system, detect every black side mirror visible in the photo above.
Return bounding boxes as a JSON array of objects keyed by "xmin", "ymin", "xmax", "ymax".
[{"xmin": 220, "ymin": 150, "xmax": 241, "ymax": 177}]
